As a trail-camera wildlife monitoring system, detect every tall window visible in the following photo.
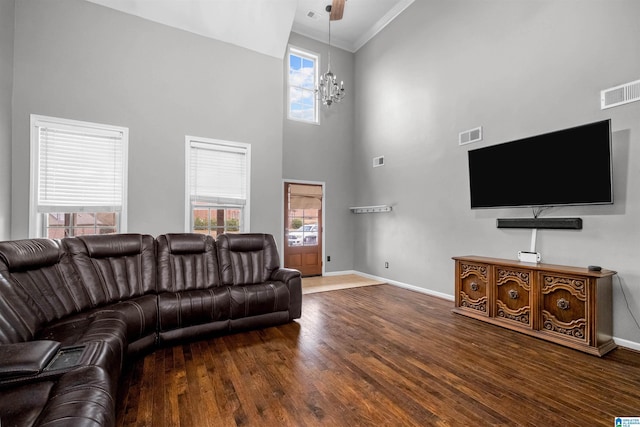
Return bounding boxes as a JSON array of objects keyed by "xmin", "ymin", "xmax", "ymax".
[
  {"xmin": 185, "ymin": 136, "xmax": 250, "ymax": 237},
  {"xmin": 287, "ymin": 46, "xmax": 319, "ymax": 124},
  {"xmin": 29, "ymin": 115, "xmax": 128, "ymax": 238}
]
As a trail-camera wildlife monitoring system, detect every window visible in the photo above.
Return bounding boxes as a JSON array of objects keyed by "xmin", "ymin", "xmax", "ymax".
[
  {"xmin": 185, "ymin": 136, "xmax": 250, "ymax": 237},
  {"xmin": 287, "ymin": 46, "xmax": 319, "ymax": 124},
  {"xmin": 286, "ymin": 183, "xmax": 322, "ymax": 247},
  {"xmin": 29, "ymin": 115, "xmax": 128, "ymax": 238}
]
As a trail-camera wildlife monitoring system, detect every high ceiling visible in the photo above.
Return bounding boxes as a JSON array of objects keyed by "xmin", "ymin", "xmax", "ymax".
[
  {"xmin": 85, "ymin": 0, "xmax": 414, "ymax": 58},
  {"xmin": 292, "ymin": 0, "xmax": 414, "ymax": 52}
]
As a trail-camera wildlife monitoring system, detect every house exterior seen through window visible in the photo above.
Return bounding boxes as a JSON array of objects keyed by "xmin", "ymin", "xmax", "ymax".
[
  {"xmin": 287, "ymin": 46, "xmax": 319, "ymax": 124},
  {"xmin": 29, "ymin": 115, "xmax": 128, "ymax": 238},
  {"xmin": 185, "ymin": 136, "xmax": 251, "ymax": 237}
]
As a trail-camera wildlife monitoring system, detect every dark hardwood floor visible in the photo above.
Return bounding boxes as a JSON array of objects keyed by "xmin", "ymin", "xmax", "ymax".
[{"xmin": 116, "ymin": 284, "xmax": 640, "ymax": 426}]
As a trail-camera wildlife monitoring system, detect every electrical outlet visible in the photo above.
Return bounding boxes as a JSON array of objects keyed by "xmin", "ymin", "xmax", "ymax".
[{"xmin": 385, "ymin": 261, "xmax": 389, "ymax": 268}]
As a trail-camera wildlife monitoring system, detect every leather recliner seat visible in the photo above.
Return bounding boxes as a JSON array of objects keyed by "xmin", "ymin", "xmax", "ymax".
[{"xmin": 0, "ymin": 232, "xmax": 302, "ymax": 427}]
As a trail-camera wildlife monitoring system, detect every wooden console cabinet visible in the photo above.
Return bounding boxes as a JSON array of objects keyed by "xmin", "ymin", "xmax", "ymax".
[{"xmin": 453, "ymin": 256, "xmax": 616, "ymax": 356}]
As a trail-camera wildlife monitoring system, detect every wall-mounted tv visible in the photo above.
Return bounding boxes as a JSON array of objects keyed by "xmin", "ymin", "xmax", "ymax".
[{"xmin": 468, "ymin": 119, "xmax": 613, "ymax": 209}]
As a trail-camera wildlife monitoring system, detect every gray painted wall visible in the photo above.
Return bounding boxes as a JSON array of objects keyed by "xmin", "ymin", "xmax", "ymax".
[
  {"xmin": 354, "ymin": 0, "xmax": 640, "ymax": 344},
  {"xmin": 0, "ymin": 0, "xmax": 14, "ymax": 241},
  {"xmin": 283, "ymin": 33, "xmax": 355, "ymax": 273},
  {"xmin": 5, "ymin": 0, "xmax": 640, "ymax": 346},
  {"xmin": 11, "ymin": 0, "xmax": 284, "ymax": 239}
]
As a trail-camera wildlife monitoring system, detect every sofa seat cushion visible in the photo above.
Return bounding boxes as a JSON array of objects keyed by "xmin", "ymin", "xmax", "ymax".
[
  {"xmin": 37, "ymin": 311, "xmax": 127, "ymax": 349},
  {"xmin": 90, "ymin": 295, "xmax": 158, "ymax": 354},
  {"xmin": 36, "ymin": 311, "xmax": 127, "ymax": 377},
  {"xmin": 229, "ymin": 282, "xmax": 290, "ymax": 319},
  {"xmin": 37, "ymin": 294, "xmax": 157, "ymax": 350},
  {"xmin": 35, "ymin": 365, "xmax": 115, "ymax": 427},
  {"xmin": 158, "ymin": 287, "xmax": 230, "ymax": 332}
]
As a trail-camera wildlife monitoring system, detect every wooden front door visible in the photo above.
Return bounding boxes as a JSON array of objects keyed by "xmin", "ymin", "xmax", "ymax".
[{"xmin": 283, "ymin": 182, "xmax": 322, "ymax": 277}]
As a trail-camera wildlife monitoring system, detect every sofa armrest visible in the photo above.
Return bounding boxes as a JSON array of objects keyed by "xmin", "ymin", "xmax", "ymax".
[
  {"xmin": 270, "ymin": 268, "xmax": 302, "ymax": 320},
  {"xmin": 270, "ymin": 267, "xmax": 301, "ymax": 284},
  {"xmin": 0, "ymin": 340, "xmax": 61, "ymax": 379}
]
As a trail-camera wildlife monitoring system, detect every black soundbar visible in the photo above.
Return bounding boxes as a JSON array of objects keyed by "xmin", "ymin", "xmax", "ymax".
[{"xmin": 496, "ymin": 218, "xmax": 583, "ymax": 230}]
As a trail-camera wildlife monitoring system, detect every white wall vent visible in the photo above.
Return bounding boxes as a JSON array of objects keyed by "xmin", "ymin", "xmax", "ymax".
[
  {"xmin": 373, "ymin": 155, "xmax": 384, "ymax": 168},
  {"xmin": 306, "ymin": 10, "xmax": 321, "ymax": 20},
  {"xmin": 459, "ymin": 126, "xmax": 483, "ymax": 146},
  {"xmin": 601, "ymin": 79, "xmax": 640, "ymax": 109}
]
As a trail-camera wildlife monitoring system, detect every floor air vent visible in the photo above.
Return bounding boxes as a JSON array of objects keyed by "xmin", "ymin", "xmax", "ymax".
[{"xmin": 601, "ymin": 79, "xmax": 640, "ymax": 109}]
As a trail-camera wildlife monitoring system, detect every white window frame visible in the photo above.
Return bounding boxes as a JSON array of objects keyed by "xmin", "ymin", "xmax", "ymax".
[
  {"xmin": 287, "ymin": 45, "xmax": 320, "ymax": 125},
  {"xmin": 29, "ymin": 115, "xmax": 128, "ymax": 238},
  {"xmin": 184, "ymin": 136, "xmax": 251, "ymax": 234}
]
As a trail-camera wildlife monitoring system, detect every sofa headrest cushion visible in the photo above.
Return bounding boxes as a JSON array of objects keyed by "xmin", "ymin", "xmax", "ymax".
[
  {"xmin": 0, "ymin": 239, "xmax": 61, "ymax": 271},
  {"xmin": 220, "ymin": 233, "xmax": 268, "ymax": 252},
  {"xmin": 165, "ymin": 234, "xmax": 207, "ymax": 254},
  {"xmin": 78, "ymin": 234, "xmax": 143, "ymax": 258}
]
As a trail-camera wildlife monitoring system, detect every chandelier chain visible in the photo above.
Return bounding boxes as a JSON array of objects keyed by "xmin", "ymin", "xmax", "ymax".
[{"xmin": 316, "ymin": 6, "xmax": 345, "ymax": 107}]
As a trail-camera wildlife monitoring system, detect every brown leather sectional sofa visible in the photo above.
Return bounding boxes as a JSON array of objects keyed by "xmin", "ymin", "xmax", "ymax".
[{"xmin": 0, "ymin": 232, "xmax": 302, "ymax": 427}]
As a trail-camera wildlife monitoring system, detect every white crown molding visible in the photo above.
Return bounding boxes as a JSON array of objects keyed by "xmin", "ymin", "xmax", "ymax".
[
  {"xmin": 290, "ymin": 28, "xmax": 354, "ymax": 53},
  {"xmin": 352, "ymin": 0, "xmax": 414, "ymax": 52},
  {"xmin": 292, "ymin": 0, "xmax": 414, "ymax": 53}
]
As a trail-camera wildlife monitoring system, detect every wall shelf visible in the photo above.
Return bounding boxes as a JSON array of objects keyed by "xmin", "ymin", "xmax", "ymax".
[{"xmin": 349, "ymin": 205, "xmax": 392, "ymax": 214}]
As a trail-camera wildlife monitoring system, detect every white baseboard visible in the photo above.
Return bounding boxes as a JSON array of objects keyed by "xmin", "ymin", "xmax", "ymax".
[
  {"xmin": 348, "ymin": 271, "xmax": 454, "ymax": 301},
  {"xmin": 613, "ymin": 337, "xmax": 640, "ymax": 352},
  {"xmin": 323, "ymin": 270, "xmax": 359, "ymax": 277},
  {"xmin": 324, "ymin": 270, "xmax": 640, "ymax": 352}
]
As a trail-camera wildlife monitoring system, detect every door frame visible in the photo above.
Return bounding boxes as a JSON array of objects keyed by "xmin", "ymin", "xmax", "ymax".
[{"xmin": 281, "ymin": 179, "xmax": 326, "ymax": 276}]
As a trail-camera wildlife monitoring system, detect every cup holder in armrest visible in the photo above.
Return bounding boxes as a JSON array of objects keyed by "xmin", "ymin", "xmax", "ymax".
[
  {"xmin": 43, "ymin": 346, "xmax": 86, "ymax": 372},
  {"xmin": 0, "ymin": 343, "xmax": 87, "ymax": 388}
]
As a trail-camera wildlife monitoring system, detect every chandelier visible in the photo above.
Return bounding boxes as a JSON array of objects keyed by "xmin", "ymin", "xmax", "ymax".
[{"xmin": 316, "ymin": 5, "xmax": 345, "ymax": 107}]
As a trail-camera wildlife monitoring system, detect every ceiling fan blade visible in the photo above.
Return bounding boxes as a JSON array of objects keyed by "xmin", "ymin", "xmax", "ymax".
[{"xmin": 330, "ymin": 0, "xmax": 344, "ymax": 21}]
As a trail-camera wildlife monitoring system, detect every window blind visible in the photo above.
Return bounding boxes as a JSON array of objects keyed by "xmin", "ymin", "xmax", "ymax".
[
  {"xmin": 35, "ymin": 119, "xmax": 126, "ymax": 213},
  {"xmin": 189, "ymin": 140, "xmax": 248, "ymax": 206}
]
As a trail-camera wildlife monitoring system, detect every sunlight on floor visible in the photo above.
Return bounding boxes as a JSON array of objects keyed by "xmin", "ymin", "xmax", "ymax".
[{"xmin": 302, "ymin": 274, "xmax": 383, "ymax": 294}]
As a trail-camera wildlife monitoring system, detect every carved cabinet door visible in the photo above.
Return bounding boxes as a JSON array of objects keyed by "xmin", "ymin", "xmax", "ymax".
[
  {"xmin": 539, "ymin": 273, "xmax": 589, "ymax": 344},
  {"xmin": 494, "ymin": 267, "xmax": 532, "ymax": 329},
  {"xmin": 456, "ymin": 261, "xmax": 489, "ymax": 316}
]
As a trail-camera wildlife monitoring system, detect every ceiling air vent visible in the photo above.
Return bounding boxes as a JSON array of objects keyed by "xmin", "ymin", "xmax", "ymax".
[
  {"xmin": 601, "ymin": 79, "xmax": 640, "ymax": 109},
  {"xmin": 459, "ymin": 126, "xmax": 483, "ymax": 146},
  {"xmin": 306, "ymin": 10, "xmax": 320, "ymax": 20},
  {"xmin": 373, "ymin": 156, "xmax": 384, "ymax": 168}
]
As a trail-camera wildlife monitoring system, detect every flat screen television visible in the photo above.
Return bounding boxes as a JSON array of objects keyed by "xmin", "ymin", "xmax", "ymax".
[{"xmin": 468, "ymin": 119, "xmax": 613, "ymax": 209}]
